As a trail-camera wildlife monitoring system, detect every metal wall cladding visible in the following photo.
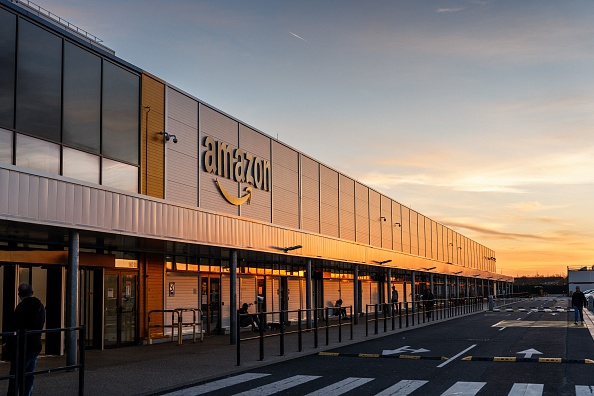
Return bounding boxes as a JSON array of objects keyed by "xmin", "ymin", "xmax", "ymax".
[
  {"xmin": 381, "ymin": 195, "xmax": 392, "ymax": 250},
  {"xmin": 410, "ymin": 210, "xmax": 419, "ymax": 256},
  {"xmin": 165, "ymin": 88, "xmax": 199, "ymax": 207},
  {"xmin": 369, "ymin": 189, "xmax": 381, "ymax": 248},
  {"xmin": 164, "ymin": 273, "xmax": 199, "ymax": 327},
  {"xmin": 392, "ymin": 201, "xmax": 402, "ymax": 251},
  {"xmin": 142, "ymin": 74, "xmax": 165, "ymax": 198},
  {"xmin": 339, "ymin": 175, "xmax": 355, "ymax": 242},
  {"xmin": 355, "ymin": 182, "xmax": 369, "ymax": 245},
  {"xmin": 271, "ymin": 141, "xmax": 299, "ymax": 229},
  {"xmin": 417, "ymin": 213, "xmax": 426, "ymax": 258},
  {"xmin": 301, "ymin": 155, "xmax": 320, "ymax": 234},
  {"xmin": 239, "ymin": 125, "xmax": 272, "ymax": 223},
  {"xmin": 199, "ymin": 103, "xmax": 239, "ymax": 216},
  {"xmin": 319, "ymin": 165, "xmax": 338, "ymax": 238},
  {"xmin": 431, "ymin": 220, "xmax": 439, "ymax": 260},
  {"xmin": 401, "ymin": 206, "xmax": 411, "ymax": 254}
]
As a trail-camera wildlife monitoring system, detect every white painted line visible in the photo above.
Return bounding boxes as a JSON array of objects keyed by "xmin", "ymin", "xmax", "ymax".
[
  {"xmin": 163, "ymin": 373, "xmax": 271, "ymax": 396},
  {"xmin": 576, "ymin": 385, "xmax": 594, "ymax": 395},
  {"xmin": 374, "ymin": 379, "xmax": 428, "ymax": 396},
  {"xmin": 304, "ymin": 377, "xmax": 374, "ymax": 396},
  {"xmin": 437, "ymin": 344, "xmax": 477, "ymax": 368},
  {"xmin": 232, "ymin": 375, "xmax": 321, "ymax": 396},
  {"xmin": 508, "ymin": 383, "xmax": 543, "ymax": 396},
  {"xmin": 499, "ymin": 327, "xmax": 506, "ymax": 331},
  {"xmin": 441, "ymin": 381, "xmax": 486, "ymax": 395}
]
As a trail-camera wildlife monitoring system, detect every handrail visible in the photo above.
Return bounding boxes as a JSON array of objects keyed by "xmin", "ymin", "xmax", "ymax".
[
  {"xmin": 174, "ymin": 308, "xmax": 203, "ymax": 343},
  {"xmin": 147, "ymin": 309, "xmax": 203, "ymax": 345},
  {"xmin": 147, "ymin": 309, "xmax": 180, "ymax": 345}
]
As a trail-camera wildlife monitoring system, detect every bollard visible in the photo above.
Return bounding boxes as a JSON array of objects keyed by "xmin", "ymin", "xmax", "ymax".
[{"xmin": 488, "ymin": 295, "xmax": 494, "ymax": 311}]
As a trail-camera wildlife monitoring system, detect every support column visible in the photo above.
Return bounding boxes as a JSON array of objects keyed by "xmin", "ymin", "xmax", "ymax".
[
  {"xmin": 66, "ymin": 230, "xmax": 79, "ymax": 367},
  {"xmin": 411, "ymin": 271, "xmax": 416, "ymax": 313},
  {"xmin": 429, "ymin": 273, "xmax": 434, "ymax": 293},
  {"xmin": 481, "ymin": 279, "xmax": 484, "ymax": 297},
  {"xmin": 444, "ymin": 275, "xmax": 449, "ymax": 307},
  {"xmin": 456, "ymin": 277, "xmax": 460, "ymax": 299},
  {"xmin": 465, "ymin": 278, "xmax": 469, "ymax": 300},
  {"xmin": 306, "ymin": 259, "xmax": 312, "ymax": 328},
  {"xmin": 354, "ymin": 265, "xmax": 359, "ymax": 325},
  {"xmin": 387, "ymin": 268, "xmax": 392, "ymax": 303},
  {"xmin": 230, "ymin": 250, "xmax": 237, "ymax": 345}
]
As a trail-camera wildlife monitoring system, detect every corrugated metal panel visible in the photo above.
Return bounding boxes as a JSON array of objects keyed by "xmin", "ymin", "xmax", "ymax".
[
  {"xmin": 267, "ymin": 277, "xmax": 280, "ymax": 323},
  {"xmin": 324, "ymin": 280, "xmax": 341, "ymax": 315},
  {"xmin": 319, "ymin": 165, "xmax": 338, "ymax": 238},
  {"xmin": 401, "ymin": 206, "xmax": 411, "ymax": 254},
  {"xmin": 238, "ymin": 125, "xmax": 272, "ymax": 223},
  {"xmin": 301, "ymin": 155, "xmax": 319, "ymax": 234},
  {"xmin": 339, "ymin": 175, "xmax": 355, "ymax": 242},
  {"xmin": 355, "ymin": 182, "xmax": 369, "ymax": 244},
  {"xmin": 167, "ymin": 88, "xmax": 198, "ymax": 130},
  {"xmin": 392, "ymin": 201, "xmax": 402, "ymax": 251},
  {"xmin": 287, "ymin": 278, "xmax": 303, "ymax": 321},
  {"xmin": 381, "ymin": 195, "xmax": 392, "ymax": 250},
  {"xmin": 142, "ymin": 74, "xmax": 165, "ymax": 198},
  {"xmin": 417, "ymin": 213, "xmax": 425, "ymax": 258},
  {"xmin": 221, "ymin": 275, "xmax": 231, "ymax": 331},
  {"xmin": 164, "ymin": 273, "xmax": 199, "ymax": 330},
  {"xmin": 272, "ymin": 141, "xmax": 299, "ymax": 229},
  {"xmin": 340, "ymin": 281, "xmax": 354, "ymax": 313},
  {"xmin": 369, "ymin": 189, "xmax": 381, "ymax": 247}
]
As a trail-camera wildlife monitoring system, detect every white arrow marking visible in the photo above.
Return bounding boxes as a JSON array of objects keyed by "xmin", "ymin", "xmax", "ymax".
[
  {"xmin": 517, "ymin": 348, "xmax": 543, "ymax": 359},
  {"xmin": 382, "ymin": 345, "xmax": 430, "ymax": 355}
]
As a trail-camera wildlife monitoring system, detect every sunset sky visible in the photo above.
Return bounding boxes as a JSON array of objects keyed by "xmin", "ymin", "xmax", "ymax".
[{"xmin": 36, "ymin": 0, "xmax": 594, "ymax": 277}]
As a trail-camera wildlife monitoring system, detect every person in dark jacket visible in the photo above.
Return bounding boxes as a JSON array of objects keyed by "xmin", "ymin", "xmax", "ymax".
[
  {"xmin": 572, "ymin": 286, "xmax": 588, "ymax": 325},
  {"xmin": 7, "ymin": 283, "xmax": 46, "ymax": 396},
  {"xmin": 423, "ymin": 289, "xmax": 435, "ymax": 319}
]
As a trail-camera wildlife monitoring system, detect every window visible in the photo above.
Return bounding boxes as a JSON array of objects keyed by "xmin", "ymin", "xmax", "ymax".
[
  {"xmin": 102, "ymin": 158, "xmax": 138, "ymax": 193},
  {"xmin": 16, "ymin": 134, "xmax": 59, "ymax": 175},
  {"xmin": 0, "ymin": 8, "xmax": 16, "ymax": 129},
  {"xmin": 0, "ymin": 128, "xmax": 12, "ymax": 164},
  {"xmin": 63, "ymin": 147, "xmax": 100, "ymax": 184},
  {"xmin": 15, "ymin": 20, "xmax": 62, "ymax": 141}
]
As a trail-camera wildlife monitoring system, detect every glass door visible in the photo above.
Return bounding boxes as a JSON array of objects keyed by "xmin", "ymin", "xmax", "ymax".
[
  {"xmin": 104, "ymin": 272, "xmax": 137, "ymax": 347},
  {"xmin": 200, "ymin": 276, "xmax": 220, "ymax": 334}
]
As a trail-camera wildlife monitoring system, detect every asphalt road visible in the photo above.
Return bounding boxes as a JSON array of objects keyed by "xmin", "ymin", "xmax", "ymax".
[{"xmin": 161, "ymin": 297, "xmax": 594, "ymax": 396}]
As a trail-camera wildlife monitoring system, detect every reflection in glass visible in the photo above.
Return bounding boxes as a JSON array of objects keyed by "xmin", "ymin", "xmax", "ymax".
[
  {"xmin": 102, "ymin": 61, "xmax": 139, "ymax": 164},
  {"xmin": 102, "ymin": 158, "xmax": 138, "ymax": 193},
  {"xmin": 0, "ymin": 8, "xmax": 16, "ymax": 129},
  {"xmin": 63, "ymin": 147, "xmax": 100, "ymax": 184},
  {"xmin": 63, "ymin": 42, "xmax": 101, "ymax": 153},
  {"xmin": 16, "ymin": 21, "xmax": 62, "ymax": 141},
  {"xmin": 16, "ymin": 134, "xmax": 60, "ymax": 175},
  {"xmin": 0, "ymin": 128, "xmax": 13, "ymax": 164}
]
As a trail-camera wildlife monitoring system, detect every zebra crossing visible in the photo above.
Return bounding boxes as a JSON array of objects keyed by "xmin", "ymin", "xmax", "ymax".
[{"xmin": 161, "ymin": 373, "xmax": 594, "ymax": 396}]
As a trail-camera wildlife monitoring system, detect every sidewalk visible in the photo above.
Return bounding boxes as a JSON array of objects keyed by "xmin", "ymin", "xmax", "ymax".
[{"xmin": 3, "ymin": 299, "xmax": 583, "ymax": 396}]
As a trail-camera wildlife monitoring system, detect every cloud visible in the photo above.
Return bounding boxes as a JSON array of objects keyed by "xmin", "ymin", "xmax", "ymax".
[
  {"xmin": 435, "ymin": 8, "xmax": 465, "ymax": 13},
  {"xmin": 507, "ymin": 201, "xmax": 570, "ymax": 212}
]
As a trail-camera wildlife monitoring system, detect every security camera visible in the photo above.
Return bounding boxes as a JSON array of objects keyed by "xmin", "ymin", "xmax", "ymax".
[{"xmin": 172, "ymin": 136, "xmax": 178, "ymax": 143}]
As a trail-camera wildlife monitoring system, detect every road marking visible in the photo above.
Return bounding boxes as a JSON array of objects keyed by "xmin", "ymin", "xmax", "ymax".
[
  {"xmin": 508, "ymin": 383, "xmax": 543, "ymax": 395},
  {"xmin": 441, "ymin": 381, "xmax": 486, "ymax": 395},
  {"xmin": 499, "ymin": 327, "xmax": 506, "ymax": 331},
  {"xmin": 163, "ymin": 373, "xmax": 271, "ymax": 395},
  {"xmin": 517, "ymin": 349, "xmax": 543, "ymax": 359},
  {"xmin": 382, "ymin": 346, "xmax": 430, "ymax": 355},
  {"xmin": 576, "ymin": 385, "xmax": 594, "ymax": 395},
  {"xmin": 437, "ymin": 344, "xmax": 477, "ymax": 368},
  {"xmin": 374, "ymin": 379, "xmax": 428, "ymax": 396},
  {"xmin": 303, "ymin": 377, "xmax": 373, "ymax": 396},
  {"xmin": 232, "ymin": 375, "xmax": 321, "ymax": 396},
  {"xmin": 492, "ymin": 320, "xmax": 573, "ymax": 328}
]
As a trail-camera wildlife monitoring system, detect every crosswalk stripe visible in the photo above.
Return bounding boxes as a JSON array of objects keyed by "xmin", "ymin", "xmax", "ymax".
[
  {"xmin": 441, "ymin": 381, "xmax": 486, "ymax": 395},
  {"xmin": 303, "ymin": 377, "xmax": 374, "ymax": 396},
  {"xmin": 163, "ymin": 373, "xmax": 271, "ymax": 395},
  {"xmin": 374, "ymin": 379, "xmax": 428, "ymax": 396},
  {"xmin": 232, "ymin": 375, "xmax": 321, "ymax": 396},
  {"xmin": 576, "ymin": 385, "xmax": 594, "ymax": 395},
  {"xmin": 508, "ymin": 383, "xmax": 543, "ymax": 396}
]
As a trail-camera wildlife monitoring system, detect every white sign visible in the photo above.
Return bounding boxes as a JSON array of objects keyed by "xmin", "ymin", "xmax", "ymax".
[
  {"xmin": 382, "ymin": 346, "xmax": 430, "ymax": 355},
  {"xmin": 517, "ymin": 348, "xmax": 542, "ymax": 359}
]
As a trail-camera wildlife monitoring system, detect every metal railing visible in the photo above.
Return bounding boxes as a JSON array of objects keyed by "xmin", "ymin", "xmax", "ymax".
[
  {"xmin": 236, "ymin": 306, "xmax": 353, "ymax": 366},
  {"xmin": 0, "ymin": 326, "xmax": 85, "ymax": 396},
  {"xmin": 147, "ymin": 308, "xmax": 203, "ymax": 346}
]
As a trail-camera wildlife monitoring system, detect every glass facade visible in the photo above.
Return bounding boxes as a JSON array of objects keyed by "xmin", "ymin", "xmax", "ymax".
[
  {"xmin": 0, "ymin": 8, "xmax": 15, "ymax": 129},
  {"xmin": 0, "ymin": 7, "xmax": 140, "ymax": 193}
]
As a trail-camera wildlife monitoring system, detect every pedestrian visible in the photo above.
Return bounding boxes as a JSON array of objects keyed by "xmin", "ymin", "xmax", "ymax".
[
  {"xmin": 334, "ymin": 299, "xmax": 347, "ymax": 318},
  {"xmin": 238, "ymin": 302, "xmax": 262, "ymax": 332},
  {"xmin": 7, "ymin": 283, "xmax": 46, "ymax": 396},
  {"xmin": 572, "ymin": 286, "xmax": 588, "ymax": 325},
  {"xmin": 423, "ymin": 289, "xmax": 435, "ymax": 319},
  {"xmin": 391, "ymin": 286, "xmax": 399, "ymax": 314}
]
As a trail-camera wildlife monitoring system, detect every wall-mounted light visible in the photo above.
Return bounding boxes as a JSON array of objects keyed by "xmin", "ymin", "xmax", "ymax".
[
  {"xmin": 449, "ymin": 243, "xmax": 453, "ymax": 246},
  {"xmin": 394, "ymin": 222, "xmax": 401, "ymax": 227},
  {"xmin": 452, "ymin": 270, "xmax": 463, "ymax": 275},
  {"xmin": 472, "ymin": 274, "xmax": 480, "ymax": 277},
  {"xmin": 159, "ymin": 132, "xmax": 178, "ymax": 143},
  {"xmin": 374, "ymin": 259, "xmax": 392, "ymax": 265},
  {"xmin": 282, "ymin": 245, "xmax": 302, "ymax": 253},
  {"xmin": 380, "ymin": 216, "xmax": 387, "ymax": 222},
  {"xmin": 423, "ymin": 267, "xmax": 436, "ymax": 271}
]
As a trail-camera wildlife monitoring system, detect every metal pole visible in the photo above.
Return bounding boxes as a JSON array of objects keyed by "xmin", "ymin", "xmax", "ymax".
[
  {"xmin": 444, "ymin": 275, "xmax": 449, "ymax": 308},
  {"xmin": 66, "ymin": 229, "xmax": 79, "ymax": 368},
  {"xmin": 230, "ymin": 250, "xmax": 237, "ymax": 345},
  {"xmin": 354, "ymin": 265, "xmax": 359, "ymax": 325},
  {"xmin": 306, "ymin": 259, "xmax": 312, "ymax": 329},
  {"xmin": 411, "ymin": 271, "xmax": 416, "ymax": 313}
]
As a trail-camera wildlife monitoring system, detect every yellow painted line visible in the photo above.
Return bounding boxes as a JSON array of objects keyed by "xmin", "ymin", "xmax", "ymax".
[
  {"xmin": 319, "ymin": 352, "xmax": 339, "ymax": 356},
  {"xmin": 538, "ymin": 358, "xmax": 562, "ymax": 363},
  {"xmin": 358, "ymin": 353, "xmax": 380, "ymax": 358},
  {"xmin": 494, "ymin": 357, "xmax": 516, "ymax": 362},
  {"xmin": 441, "ymin": 356, "xmax": 449, "ymax": 360},
  {"xmin": 585, "ymin": 359, "xmax": 594, "ymax": 364},
  {"xmin": 399, "ymin": 355, "xmax": 421, "ymax": 360},
  {"xmin": 462, "ymin": 356, "xmax": 472, "ymax": 361}
]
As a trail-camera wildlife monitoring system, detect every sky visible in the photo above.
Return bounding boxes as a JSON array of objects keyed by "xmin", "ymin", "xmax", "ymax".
[{"xmin": 34, "ymin": 0, "xmax": 594, "ymax": 277}]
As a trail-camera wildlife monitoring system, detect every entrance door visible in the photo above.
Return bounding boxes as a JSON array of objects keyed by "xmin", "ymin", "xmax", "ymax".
[
  {"xmin": 104, "ymin": 272, "xmax": 137, "ymax": 347},
  {"xmin": 200, "ymin": 276, "xmax": 220, "ymax": 334}
]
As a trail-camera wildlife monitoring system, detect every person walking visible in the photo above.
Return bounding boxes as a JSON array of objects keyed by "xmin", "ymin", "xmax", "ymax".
[
  {"xmin": 7, "ymin": 283, "xmax": 46, "ymax": 396},
  {"xmin": 391, "ymin": 286, "xmax": 399, "ymax": 314},
  {"xmin": 423, "ymin": 288, "xmax": 435, "ymax": 320},
  {"xmin": 572, "ymin": 286, "xmax": 588, "ymax": 325}
]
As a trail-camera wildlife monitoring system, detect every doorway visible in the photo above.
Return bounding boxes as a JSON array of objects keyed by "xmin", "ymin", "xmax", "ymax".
[
  {"xmin": 200, "ymin": 276, "xmax": 220, "ymax": 334},
  {"xmin": 104, "ymin": 271, "xmax": 137, "ymax": 347}
]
